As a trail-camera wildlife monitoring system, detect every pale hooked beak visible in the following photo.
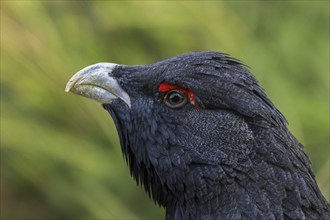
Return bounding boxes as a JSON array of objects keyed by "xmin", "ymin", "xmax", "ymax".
[{"xmin": 65, "ymin": 63, "xmax": 131, "ymax": 108}]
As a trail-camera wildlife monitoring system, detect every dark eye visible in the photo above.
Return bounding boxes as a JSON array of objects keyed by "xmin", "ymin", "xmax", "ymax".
[{"xmin": 164, "ymin": 90, "xmax": 187, "ymax": 108}]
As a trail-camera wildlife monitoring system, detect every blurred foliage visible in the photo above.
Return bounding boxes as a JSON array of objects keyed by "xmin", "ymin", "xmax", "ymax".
[{"xmin": 1, "ymin": 1, "xmax": 329, "ymax": 219}]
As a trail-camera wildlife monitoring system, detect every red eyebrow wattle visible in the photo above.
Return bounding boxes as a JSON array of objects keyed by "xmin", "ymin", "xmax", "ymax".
[{"xmin": 159, "ymin": 82, "xmax": 196, "ymax": 106}]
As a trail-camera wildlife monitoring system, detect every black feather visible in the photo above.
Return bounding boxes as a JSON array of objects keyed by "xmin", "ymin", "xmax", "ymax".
[{"xmin": 100, "ymin": 51, "xmax": 330, "ymax": 219}]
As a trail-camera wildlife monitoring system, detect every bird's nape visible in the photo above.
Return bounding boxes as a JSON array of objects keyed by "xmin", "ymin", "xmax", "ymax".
[{"xmin": 66, "ymin": 51, "xmax": 330, "ymax": 220}]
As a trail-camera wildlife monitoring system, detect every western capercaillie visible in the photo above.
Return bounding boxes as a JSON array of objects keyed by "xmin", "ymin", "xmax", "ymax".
[{"xmin": 66, "ymin": 51, "xmax": 330, "ymax": 220}]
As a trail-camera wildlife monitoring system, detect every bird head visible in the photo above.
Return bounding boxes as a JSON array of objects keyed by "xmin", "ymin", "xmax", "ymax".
[{"xmin": 66, "ymin": 52, "xmax": 328, "ymax": 219}]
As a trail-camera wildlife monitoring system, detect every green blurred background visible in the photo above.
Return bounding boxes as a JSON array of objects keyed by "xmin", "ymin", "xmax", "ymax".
[{"xmin": 1, "ymin": 1, "xmax": 329, "ymax": 219}]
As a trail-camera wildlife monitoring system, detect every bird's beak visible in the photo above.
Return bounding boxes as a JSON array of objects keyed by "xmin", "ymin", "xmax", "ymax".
[{"xmin": 65, "ymin": 63, "xmax": 131, "ymax": 108}]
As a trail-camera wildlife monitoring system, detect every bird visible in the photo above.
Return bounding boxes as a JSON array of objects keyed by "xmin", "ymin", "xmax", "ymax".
[{"xmin": 65, "ymin": 51, "xmax": 330, "ymax": 220}]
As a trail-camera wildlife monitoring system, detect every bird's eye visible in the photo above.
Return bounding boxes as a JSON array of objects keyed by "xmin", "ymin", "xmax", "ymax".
[{"xmin": 164, "ymin": 90, "xmax": 187, "ymax": 108}]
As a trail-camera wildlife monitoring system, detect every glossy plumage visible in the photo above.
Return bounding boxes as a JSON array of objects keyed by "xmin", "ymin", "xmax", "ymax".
[{"xmin": 67, "ymin": 51, "xmax": 330, "ymax": 220}]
